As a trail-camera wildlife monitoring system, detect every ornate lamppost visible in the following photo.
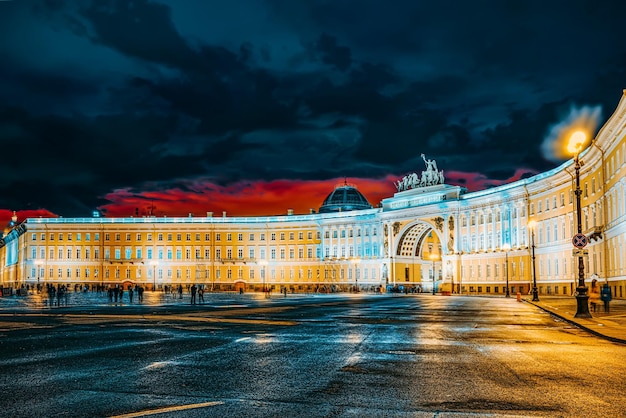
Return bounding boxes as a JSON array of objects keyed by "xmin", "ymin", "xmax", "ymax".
[
  {"xmin": 259, "ymin": 259, "xmax": 267, "ymax": 297},
  {"xmin": 351, "ymin": 258, "xmax": 361, "ymax": 292},
  {"xmin": 569, "ymin": 131, "xmax": 592, "ymax": 318},
  {"xmin": 150, "ymin": 260, "xmax": 157, "ymax": 291},
  {"xmin": 429, "ymin": 253, "xmax": 438, "ymax": 295},
  {"xmin": 528, "ymin": 221, "xmax": 539, "ymax": 301},
  {"xmin": 502, "ymin": 243, "xmax": 511, "ymax": 297}
]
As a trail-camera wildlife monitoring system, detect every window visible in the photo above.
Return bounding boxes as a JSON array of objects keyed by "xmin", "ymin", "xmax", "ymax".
[
  {"xmin": 249, "ymin": 233, "xmax": 255, "ymax": 241},
  {"xmin": 290, "ymin": 232, "xmax": 295, "ymax": 240},
  {"xmin": 158, "ymin": 233, "xmax": 163, "ymax": 241},
  {"xmin": 280, "ymin": 233, "xmax": 285, "ymax": 240},
  {"xmin": 177, "ymin": 234, "xmax": 182, "ymax": 241},
  {"xmin": 260, "ymin": 233, "xmax": 265, "ymax": 241},
  {"xmin": 227, "ymin": 233, "xmax": 232, "ymax": 241},
  {"xmin": 216, "ymin": 233, "xmax": 221, "ymax": 241},
  {"xmin": 271, "ymin": 233, "xmax": 276, "ymax": 241},
  {"xmin": 126, "ymin": 233, "xmax": 131, "ymax": 241},
  {"xmin": 167, "ymin": 234, "xmax": 172, "ymax": 241},
  {"xmin": 238, "ymin": 233, "xmax": 243, "ymax": 241},
  {"xmin": 186, "ymin": 234, "xmax": 191, "ymax": 241}
]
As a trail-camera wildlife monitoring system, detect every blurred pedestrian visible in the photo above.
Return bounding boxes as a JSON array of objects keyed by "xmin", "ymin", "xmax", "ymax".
[
  {"xmin": 589, "ymin": 279, "xmax": 600, "ymax": 312},
  {"xmin": 198, "ymin": 287, "xmax": 204, "ymax": 304},
  {"xmin": 601, "ymin": 282, "xmax": 612, "ymax": 313},
  {"xmin": 129, "ymin": 286, "xmax": 134, "ymax": 303},
  {"xmin": 190, "ymin": 284, "xmax": 197, "ymax": 305}
]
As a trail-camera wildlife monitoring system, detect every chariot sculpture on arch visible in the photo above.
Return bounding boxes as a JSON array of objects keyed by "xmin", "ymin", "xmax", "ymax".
[{"xmin": 394, "ymin": 153, "xmax": 445, "ymax": 192}]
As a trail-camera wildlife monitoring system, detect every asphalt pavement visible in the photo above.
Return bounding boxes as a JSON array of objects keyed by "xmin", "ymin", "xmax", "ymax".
[{"xmin": 2, "ymin": 288, "xmax": 626, "ymax": 344}]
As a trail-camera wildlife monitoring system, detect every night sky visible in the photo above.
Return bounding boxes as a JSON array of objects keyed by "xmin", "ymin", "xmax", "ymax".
[{"xmin": 1, "ymin": 0, "xmax": 625, "ymax": 223}]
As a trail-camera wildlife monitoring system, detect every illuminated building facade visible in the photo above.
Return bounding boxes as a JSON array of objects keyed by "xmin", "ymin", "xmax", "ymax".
[{"xmin": 2, "ymin": 90, "xmax": 626, "ymax": 297}]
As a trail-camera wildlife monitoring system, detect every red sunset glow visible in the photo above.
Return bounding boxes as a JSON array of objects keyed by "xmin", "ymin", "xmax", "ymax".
[{"xmin": 0, "ymin": 170, "xmax": 536, "ymax": 226}]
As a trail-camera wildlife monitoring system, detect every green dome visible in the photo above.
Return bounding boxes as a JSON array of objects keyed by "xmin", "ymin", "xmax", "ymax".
[{"xmin": 319, "ymin": 184, "xmax": 372, "ymax": 213}]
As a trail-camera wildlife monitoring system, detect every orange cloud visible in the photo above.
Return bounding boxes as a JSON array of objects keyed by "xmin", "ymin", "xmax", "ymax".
[
  {"xmin": 98, "ymin": 177, "xmax": 397, "ymax": 218},
  {"xmin": 1, "ymin": 171, "xmax": 536, "ymax": 226}
]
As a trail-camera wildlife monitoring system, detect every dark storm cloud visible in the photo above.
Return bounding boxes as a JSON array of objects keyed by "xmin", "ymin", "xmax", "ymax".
[
  {"xmin": 1, "ymin": 0, "xmax": 626, "ymax": 218},
  {"xmin": 79, "ymin": 0, "xmax": 199, "ymax": 70},
  {"xmin": 312, "ymin": 33, "xmax": 352, "ymax": 72}
]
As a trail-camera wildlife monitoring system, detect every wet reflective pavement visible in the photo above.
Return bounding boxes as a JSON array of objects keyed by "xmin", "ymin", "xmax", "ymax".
[
  {"xmin": 1, "ymin": 293, "xmax": 625, "ymax": 417},
  {"xmin": 523, "ymin": 295, "xmax": 626, "ymax": 344}
]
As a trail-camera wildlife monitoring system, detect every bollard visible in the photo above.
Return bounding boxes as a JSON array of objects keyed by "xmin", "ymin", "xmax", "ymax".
[{"xmin": 516, "ymin": 292, "xmax": 522, "ymax": 302}]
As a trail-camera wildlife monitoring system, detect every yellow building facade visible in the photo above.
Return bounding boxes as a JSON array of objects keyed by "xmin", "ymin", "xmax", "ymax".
[{"xmin": 2, "ymin": 90, "xmax": 626, "ymax": 298}]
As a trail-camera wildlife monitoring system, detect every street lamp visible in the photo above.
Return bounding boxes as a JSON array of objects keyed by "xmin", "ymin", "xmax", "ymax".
[
  {"xmin": 259, "ymin": 259, "xmax": 268, "ymax": 297},
  {"xmin": 502, "ymin": 243, "xmax": 511, "ymax": 297},
  {"xmin": 568, "ymin": 131, "xmax": 592, "ymax": 318},
  {"xmin": 528, "ymin": 221, "xmax": 539, "ymax": 301},
  {"xmin": 429, "ymin": 253, "xmax": 438, "ymax": 295},
  {"xmin": 150, "ymin": 260, "xmax": 157, "ymax": 291},
  {"xmin": 351, "ymin": 258, "xmax": 361, "ymax": 292}
]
